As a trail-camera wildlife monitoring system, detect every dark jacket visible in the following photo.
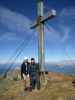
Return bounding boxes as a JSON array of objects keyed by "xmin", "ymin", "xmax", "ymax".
[
  {"xmin": 21, "ymin": 62, "xmax": 30, "ymax": 78},
  {"xmin": 29, "ymin": 63, "xmax": 40, "ymax": 79}
]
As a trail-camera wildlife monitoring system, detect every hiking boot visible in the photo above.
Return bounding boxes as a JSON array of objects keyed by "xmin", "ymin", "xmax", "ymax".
[
  {"xmin": 24, "ymin": 87, "xmax": 28, "ymax": 91},
  {"xmin": 29, "ymin": 86, "xmax": 32, "ymax": 92}
]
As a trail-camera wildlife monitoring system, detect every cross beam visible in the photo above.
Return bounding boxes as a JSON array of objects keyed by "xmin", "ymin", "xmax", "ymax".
[{"xmin": 31, "ymin": 12, "xmax": 56, "ymax": 29}]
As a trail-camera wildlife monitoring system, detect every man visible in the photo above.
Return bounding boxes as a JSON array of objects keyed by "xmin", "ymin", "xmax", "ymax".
[
  {"xmin": 21, "ymin": 57, "xmax": 30, "ymax": 91},
  {"xmin": 29, "ymin": 58, "xmax": 40, "ymax": 90}
]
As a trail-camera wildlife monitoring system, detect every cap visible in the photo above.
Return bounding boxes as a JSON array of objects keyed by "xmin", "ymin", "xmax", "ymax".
[
  {"xmin": 24, "ymin": 57, "xmax": 28, "ymax": 60},
  {"xmin": 31, "ymin": 58, "xmax": 35, "ymax": 60}
]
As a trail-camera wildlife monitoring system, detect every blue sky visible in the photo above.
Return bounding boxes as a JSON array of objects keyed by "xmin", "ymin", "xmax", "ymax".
[{"xmin": 0, "ymin": 0, "xmax": 75, "ymax": 63}]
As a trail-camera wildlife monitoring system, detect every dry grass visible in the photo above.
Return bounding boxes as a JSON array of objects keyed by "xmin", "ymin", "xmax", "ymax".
[{"xmin": 0, "ymin": 73, "xmax": 75, "ymax": 100}]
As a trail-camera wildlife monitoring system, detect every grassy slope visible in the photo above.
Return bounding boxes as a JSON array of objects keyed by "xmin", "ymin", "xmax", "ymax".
[{"xmin": 0, "ymin": 73, "xmax": 75, "ymax": 100}]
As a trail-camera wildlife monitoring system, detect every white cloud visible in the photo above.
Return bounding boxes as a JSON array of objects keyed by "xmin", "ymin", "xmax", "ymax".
[
  {"xmin": 44, "ymin": 23, "xmax": 70, "ymax": 44},
  {"xmin": 0, "ymin": 6, "xmax": 35, "ymax": 41},
  {"xmin": 58, "ymin": 7, "xmax": 75, "ymax": 43},
  {"xmin": 45, "ymin": 24, "xmax": 60, "ymax": 42},
  {"xmin": 0, "ymin": 6, "xmax": 32, "ymax": 33},
  {"xmin": 60, "ymin": 7, "xmax": 75, "ymax": 16},
  {"xmin": 0, "ymin": 32, "xmax": 20, "ymax": 41},
  {"xmin": 60, "ymin": 26, "xmax": 70, "ymax": 42}
]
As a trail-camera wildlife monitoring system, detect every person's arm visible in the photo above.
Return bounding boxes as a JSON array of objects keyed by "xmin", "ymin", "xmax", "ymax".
[
  {"xmin": 28, "ymin": 63, "xmax": 30, "ymax": 75},
  {"xmin": 36, "ymin": 63, "xmax": 40, "ymax": 74},
  {"xmin": 29, "ymin": 65, "xmax": 32, "ymax": 76}
]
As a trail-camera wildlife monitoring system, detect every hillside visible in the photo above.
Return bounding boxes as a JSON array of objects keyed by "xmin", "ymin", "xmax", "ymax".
[
  {"xmin": 48, "ymin": 72, "xmax": 73, "ymax": 81},
  {"xmin": 0, "ymin": 71, "xmax": 75, "ymax": 100}
]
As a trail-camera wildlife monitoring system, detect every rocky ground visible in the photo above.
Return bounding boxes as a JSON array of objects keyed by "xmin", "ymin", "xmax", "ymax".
[{"xmin": 0, "ymin": 73, "xmax": 75, "ymax": 100}]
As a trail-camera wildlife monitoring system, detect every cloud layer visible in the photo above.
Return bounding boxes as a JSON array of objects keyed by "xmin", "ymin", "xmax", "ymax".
[
  {"xmin": 0, "ymin": 6, "xmax": 34, "ymax": 41},
  {"xmin": 0, "ymin": 6, "xmax": 73, "ymax": 43}
]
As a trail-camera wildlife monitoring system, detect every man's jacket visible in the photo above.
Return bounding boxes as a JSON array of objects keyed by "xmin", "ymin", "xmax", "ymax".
[{"xmin": 29, "ymin": 63, "xmax": 40, "ymax": 79}]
